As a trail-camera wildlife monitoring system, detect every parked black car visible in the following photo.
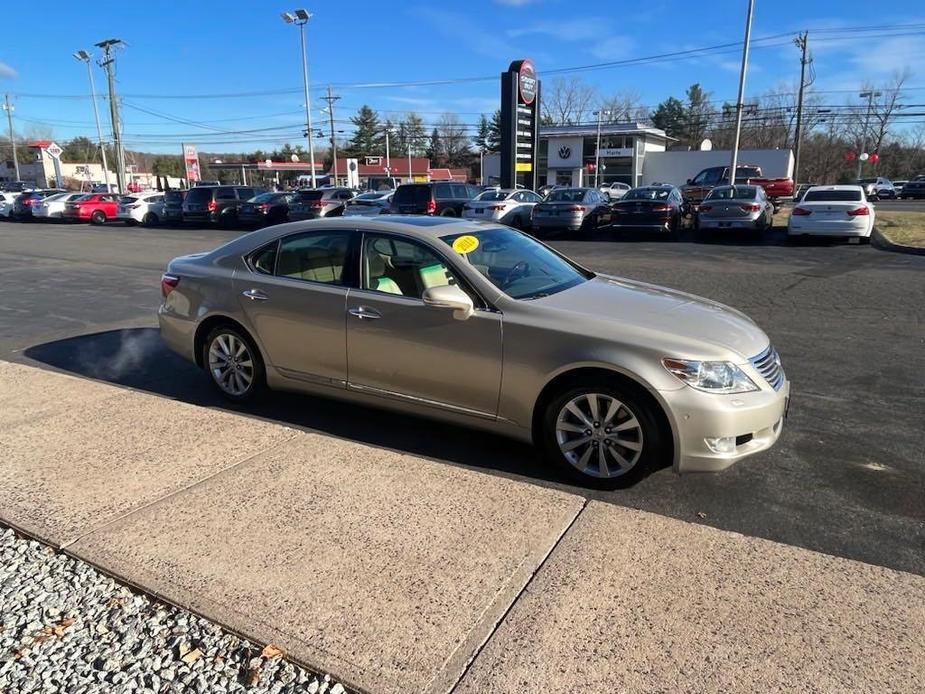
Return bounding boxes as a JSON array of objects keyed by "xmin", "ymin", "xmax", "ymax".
[
  {"xmin": 237, "ymin": 191, "xmax": 296, "ymax": 227},
  {"xmin": 288, "ymin": 187, "xmax": 356, "ymax": 221},
  {"xmin": 11, "ymin": 189, "xmax": 66, "ymax": 221},
  {"xmin": 900, "ymin": 176, "xmax": 925, "ymax": 199},
  {"xmin": 181, "ymin": 185, "xmax": 258, "ymax": 226},
  {"xmin": 163, "ymin": 190, "xmax": 187, "ymax": 226},
  {"xmin": 609, "ymin": 185, "xmax": 686, "ymax": 238},
  {"xmin": 389, "ymin": 182, "xmax": 480, "ymax": 216}
]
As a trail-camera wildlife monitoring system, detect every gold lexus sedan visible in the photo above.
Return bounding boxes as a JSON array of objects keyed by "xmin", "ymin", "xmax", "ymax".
[{"xmin": 159, "ymin": 217, "xmax": 788, "ymax": 487}]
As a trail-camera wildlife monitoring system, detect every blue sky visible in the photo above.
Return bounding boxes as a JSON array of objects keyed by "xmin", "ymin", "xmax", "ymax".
[{"xmin": 1, "ymin": 0, "xmax": 923, "ymax": 153}]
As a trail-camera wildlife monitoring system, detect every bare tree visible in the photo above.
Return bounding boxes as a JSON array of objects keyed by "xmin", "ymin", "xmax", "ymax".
[
  {"xmin": 541, "ymin": 77, "xmax": 598, "ymax": 125},
  {"xmin": 436, "ymin": 113, "xmax": 470, "ymax": 166},
  {"xmin": 870, "ymin": 69, "xmax": 910, "ymax": 153},
  {"xmin": 598, "ymin": 89, "xmax": 647, "ymax": 123}
]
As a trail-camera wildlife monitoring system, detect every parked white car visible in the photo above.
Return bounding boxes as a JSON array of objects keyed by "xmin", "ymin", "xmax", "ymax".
[
  {"xmin": 33, "ymin": 192, "xmax": 88, "ymax": 219},
  {"xmin": 0, "ymin": 192, "xmax": 19, "ymax": 218},
  {"xmin": 600, "ymin": 182, "xmax": 631, "ymax": 201},
  {"xmin": 343, "ymin": 191, "xmax": 393, "ymax": 217},
  {"xmin": 462, "ymin": 188, "xmax": 543, "ymax": 227},
  {"xmin": 117, "ymin": 192, "xmax": 166, "ymax": 226},
  {"xmin": 788, "ymin": 185, "xmax": 874, "ymax": 240}
]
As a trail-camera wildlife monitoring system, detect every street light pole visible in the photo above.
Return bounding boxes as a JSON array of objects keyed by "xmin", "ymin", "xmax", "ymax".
[
  {"xmin": 857, "ymin": 90, "xmax": 881, "ymax": 179},
  {"xmin": 728, "ymin": 0, "xmax": 755, "ymax": 186},
  {"xmin": 791, "ymin": 32, "xmax": 809, "ymax": 190},
  {"xmin": 95, "ymin": 38, "xmax": 127, "ymax": 193},
  {"xmin": 322, "ymin": 85, "xmax": 340, "ymax": 183},
  {"xmin": 282, "ymin": 10, "xmax": 317, "ymax": 188},
  {"xmin": 593, "ymin": 109, "xmax": 608, "ymax": 188},
  {"xmin": 2, "ymin": 95, "xmax": 19, "ymax": 181},
  {"xmin": 73, "ymin": 51, "xmax": 111, "ymax": 192}
]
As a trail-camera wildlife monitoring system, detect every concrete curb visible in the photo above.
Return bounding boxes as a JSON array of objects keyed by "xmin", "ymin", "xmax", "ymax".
[{"xmin": 872, "ymin": 226, "xmax": 925, "ymax": 256}]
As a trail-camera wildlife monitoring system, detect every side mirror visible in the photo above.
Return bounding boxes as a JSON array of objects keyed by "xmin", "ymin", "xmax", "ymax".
[{"xmin": 422, "ymin": 284, "xmax": 474, "ymax": 321}]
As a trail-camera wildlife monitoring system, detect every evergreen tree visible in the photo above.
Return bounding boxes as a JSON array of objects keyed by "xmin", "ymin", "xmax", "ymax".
[
  {"xmin": 684, "ymin": 83, "xmax": 712, "ymax": 148},
  {"xmin": 398, "ymin": 112, "xmax": 426, "ymax": 155},
  {"xmin": 474, "ymin": 114, "xmax": 490, "ymax": 152},
  {"xmin": 487, "ymin": 110, "xmax": 503, "ymax": 152},
  {"xmin": 345, "ymin": 105, "xmax": 381, "ymax": 156},
  {"xmin": 650, "ymin": 97, "xmax": 686, "ymax": 140},
  {"xmin": 426, "ymin": 127, "xmax": 444, "ymax": 166}
]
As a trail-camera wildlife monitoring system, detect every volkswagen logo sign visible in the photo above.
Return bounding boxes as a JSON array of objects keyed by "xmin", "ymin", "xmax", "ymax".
[
  {"xmin": 558, "ymin": 145, "xmax": 571, "ymax": 160},
  {"xmin": 518, "ymin": 61, "xmax": 537, "ymax": 105}
]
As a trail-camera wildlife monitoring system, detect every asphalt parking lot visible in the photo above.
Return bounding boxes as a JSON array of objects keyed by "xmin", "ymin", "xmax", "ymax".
[{"xmin": 1, "ymin": 219, "xmax": 923, "ymax": 576}]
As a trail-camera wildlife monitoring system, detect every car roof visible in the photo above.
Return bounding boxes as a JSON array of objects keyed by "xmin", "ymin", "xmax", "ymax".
[{"xmin": 807, "ymin": 185, "xmax": 863, "ymax": 191}]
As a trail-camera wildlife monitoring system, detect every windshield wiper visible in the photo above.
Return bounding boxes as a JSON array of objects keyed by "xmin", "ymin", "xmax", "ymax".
[{"xmin": 521, "ymin": 292, "xmax": 550, "ymax": 300}]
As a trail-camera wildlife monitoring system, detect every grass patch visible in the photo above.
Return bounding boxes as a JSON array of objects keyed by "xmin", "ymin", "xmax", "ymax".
[{"xmin": 876, "ymin": 211, "xmax": 925, "ymax": 248}]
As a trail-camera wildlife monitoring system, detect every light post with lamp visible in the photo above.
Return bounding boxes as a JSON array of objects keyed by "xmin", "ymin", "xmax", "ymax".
[
  {"xmin": 593, "ymin": 109, "xmax": 610, "ymax": 188},
  {"xmin": 281, "ymin": 9, "xmax": 317, "ymax": 188},
  {"xmin": 72, "ymin": 50, "xmax": 111, "ymax": 192}
]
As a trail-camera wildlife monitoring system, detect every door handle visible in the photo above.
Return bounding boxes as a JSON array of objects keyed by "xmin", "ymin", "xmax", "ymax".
[
  {"xmin": 241, "ymin": 289, "xmax": 269, "ymax": 301},
  {"xmin": 348, "ymin": 306, "xmax": 382, "ymax": 320}
]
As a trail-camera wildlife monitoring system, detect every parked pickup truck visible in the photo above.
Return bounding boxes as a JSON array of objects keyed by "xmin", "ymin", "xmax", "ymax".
[{"xmin": 680, "ymin": 165, "xmax": 794, "ymax": 205}]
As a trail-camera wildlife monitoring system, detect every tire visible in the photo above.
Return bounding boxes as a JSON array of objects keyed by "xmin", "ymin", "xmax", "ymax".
[
  {"xmin": 540, "ymin": 379, "xmax": 665, "ymax": 489},
  {"xmin": 440, "ymin": 208, "xmax": 457, "ymax": 217},
  {"xmin": 202, "ymin": 324, "xmax": 266, "ymax": 403},
  {"xmin": 90, "ymin": 210, "xmax": 106, "ymax": 225},
  {"xmin": 124, "ymin": 219, "xmax": 138, "ymax": 226},
  {"xmin": 142, "ymin": 212, "xmax": 159, "ymax": 226}
]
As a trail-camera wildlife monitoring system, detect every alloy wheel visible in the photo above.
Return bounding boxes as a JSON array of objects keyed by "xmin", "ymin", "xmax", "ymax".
[
  {"xmin": 208, "ymin": 332, "xmax": 254, "ymax": 397},
  {"xmin": 554, "ymin": 392, "xmax": 644, "ymax": 478}
]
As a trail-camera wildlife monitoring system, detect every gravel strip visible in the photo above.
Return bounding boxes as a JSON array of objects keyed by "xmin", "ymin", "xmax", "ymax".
[{"xmin": 0, "ymin": 527, "xmax": 348, "ymax": 694}]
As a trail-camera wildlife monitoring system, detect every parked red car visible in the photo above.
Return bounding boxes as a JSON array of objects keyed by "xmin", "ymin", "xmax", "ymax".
[{"xmin": 62, "ymin": 193, "xmax": 120, "ymax": 224}]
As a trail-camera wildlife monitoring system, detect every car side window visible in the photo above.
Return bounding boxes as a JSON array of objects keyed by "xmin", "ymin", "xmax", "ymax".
[
  {"xmin": 276, "ymin": 231, "xmax": 351, "ymax": 285},
  {"xmin": 435, "ymin": 183, "xmax": 453, "ymax": 200},
  {"xmin": 216, "ymin": 188, "xmax": 236, "ymax": 200},
  {"xmin": 249, "ymin": 242, "xmax": 278, "ymax": 275},
  {"xmin": 691, "ymin": 170, "xmax": 708, "ymax": 185},
  {"xmin": 361, "ymin": 233, "xmax": 457, "ymax": 299}
]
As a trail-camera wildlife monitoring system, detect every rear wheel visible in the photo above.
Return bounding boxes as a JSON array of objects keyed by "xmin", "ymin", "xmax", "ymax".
[
  {"xmin": 440, "ymin": 208, "xmax": 457, "ymax": 217},
  {"xmin": 541, "ymin": 381, "xmax": 664, "ymax": 488},
  {"xmin": 202, "ymin": 325, "xmax": 266, "ymax": 402},
  {"xmin": 90, "ymin": 210, "xmax": 106, "ymax": 225},
  {"xmin": 142, "ymin": 212, "xmax": 159, "ymax": 226}
]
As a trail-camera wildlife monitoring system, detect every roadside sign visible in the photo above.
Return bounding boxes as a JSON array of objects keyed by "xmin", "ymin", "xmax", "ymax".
[
  {"xmin": 501, "ymin": 59, "xmax": 540, "ymax": 190},
  {"xmin": 45, "ymin": 142, "xmax": 63, "ymax": 159},
  {"xmin": 182, "ymin": 144, "xmax": 201, "ymax": 183}
]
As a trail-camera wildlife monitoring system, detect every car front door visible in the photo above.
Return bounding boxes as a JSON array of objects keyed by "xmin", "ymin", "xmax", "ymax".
[
  {"xmin": 345, "ymin": 231, "xmax": 502, "ymax": 418},
  {"xmin": 234, "ymin": 229, "xmax": 354, "ymax": 387}
]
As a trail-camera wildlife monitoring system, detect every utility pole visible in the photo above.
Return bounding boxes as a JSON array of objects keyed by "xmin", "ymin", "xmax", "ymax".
[
  {"xmin": 73, "ymin": 51, "xmax": 111, "ymax": 192},
  {"xmin": 857, "ymin": 90, "xmax": 881, "ymax": 179},
  {"xmin": 95, "ymin": 38, "xmax": 126, "ymax": 193},
  {"xmin": 322, "ymin": 85, "xmax": 340, "ymax": 182},
  {"xmin": 2, "ymin": 95, "xmax": 19, "ymax": 181},
  {"xmin": 593, "ymin": 109, "xmax": 608, "ymax": 188},
  {"xmin": 728, "ymin": 0, "xmax": 755, "ymax": 186},
  {"xmin": 792, "ymin": 32, "xmax": 810, "ymax": 189},
  {"xmin": 384, "ymin": 126, "xmax": 392, "ymax": 172}
]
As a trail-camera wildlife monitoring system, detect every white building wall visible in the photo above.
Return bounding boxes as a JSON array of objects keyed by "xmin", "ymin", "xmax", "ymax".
[{"xmin": 642, "ymin": 149, "xmax": 794, "ymax": 186}]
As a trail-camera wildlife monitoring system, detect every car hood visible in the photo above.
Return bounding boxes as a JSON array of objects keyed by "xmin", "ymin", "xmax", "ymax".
[{"xmin": 533, "ymin": 275, "xmax": 768, "ymax": 361}]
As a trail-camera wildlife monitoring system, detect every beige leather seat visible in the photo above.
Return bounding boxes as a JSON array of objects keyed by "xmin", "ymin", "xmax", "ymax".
[
  {"xmin": 366, "ymin": 252, "xmax": 403, "ymax": 295},
  {"xmin": 278, "ymin": 244, "xmax": 343, "ymax": 283}
]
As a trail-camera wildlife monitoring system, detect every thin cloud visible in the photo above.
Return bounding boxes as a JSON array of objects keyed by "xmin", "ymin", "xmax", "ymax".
[
  {"xmin": 508, "ymin": 19, "xmax": 611, "ymax": 41},
  {"xmin": 495, "ymin": 0, "xmax": 542, "ymax": 6},
  {"xmin": 0, "ymin": 62, "xmax": 17, "ymax": 80}
]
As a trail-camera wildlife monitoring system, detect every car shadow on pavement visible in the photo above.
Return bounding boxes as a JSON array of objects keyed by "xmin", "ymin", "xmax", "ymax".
[{"xmin": 22, "ymin": 328, "xmax": 579, "ymax": 488}]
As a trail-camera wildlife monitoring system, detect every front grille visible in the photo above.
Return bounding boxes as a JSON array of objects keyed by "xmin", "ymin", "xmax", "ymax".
[{"xmin": 750, "ymin": 345, "xmax": 785, "ymax": 391}]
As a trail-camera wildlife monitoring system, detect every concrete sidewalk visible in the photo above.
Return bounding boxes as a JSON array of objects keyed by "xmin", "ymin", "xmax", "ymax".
[{"xmin": 1, "ymin": 360, "xmax": 923, "ymax": 693}]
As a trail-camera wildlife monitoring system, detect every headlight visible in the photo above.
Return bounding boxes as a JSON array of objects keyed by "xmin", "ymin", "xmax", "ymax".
[{"xmin": 662, "ymin": 358, "xmax": 759, "ymax": 394}]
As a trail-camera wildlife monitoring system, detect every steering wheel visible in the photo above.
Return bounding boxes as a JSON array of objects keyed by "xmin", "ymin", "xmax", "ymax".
[{"xmin": 501, "ymin": 261, "xmax": 530, "ymax": 289}]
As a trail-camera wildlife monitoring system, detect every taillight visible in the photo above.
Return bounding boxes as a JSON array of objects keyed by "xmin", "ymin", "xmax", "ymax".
[
  {"xmin": 651, "ymin": 204, "xmax": 671, "ymax": 212},
  {"xmin": 487, "ymin": 204, "xmax": 507, "ymax": 211},
  {"xmin": 207, "ymin": 200, "xmax": 217, "ymax": 212},
  {"xmin": 567, "ymin": 206, "xmax": 586, "ymax": 212},
  {"xmin": 847, "ymin": 206, "xmax": 870, "ymax": 216},
  {"xmin": 425, "ymin": 199, "xmax": 437, "ymax": 214},
  {"xmin": 740, "ymin": 203, "xmax": 761, "ymax": 212},
  {"xmin": 24, "ymin": 198, "xmax": 36, "ymax": 206},
  {"xmin": 257, "ymin": 204, "xmax": 270, "ymax": 211},
  {"xmin": 310, "ymin": 201, "xmax": 325, "ymax": 208},
  {"xmin": 791, "ymin": 207, "xmax": 812, "ymax": 216},
  {"xmin": 160, "ymin": 273, "xmax": 179, "ymax": 298},
  {"xmin": 699, "ymin": 204, "xmax": 712, "ymax": 212}
]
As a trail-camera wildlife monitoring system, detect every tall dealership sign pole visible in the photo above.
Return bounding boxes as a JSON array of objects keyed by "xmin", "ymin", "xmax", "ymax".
[
  {"xmin": 500, "ymin": 59, "xmax": 540, "ymax": 190},
  {"xmin": 728, "ymin": 0, "xmax": 755, "ymax": 186}
]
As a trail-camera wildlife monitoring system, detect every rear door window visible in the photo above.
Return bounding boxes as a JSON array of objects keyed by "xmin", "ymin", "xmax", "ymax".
[
  {"xmin": 276, "ymin": 231, "xmax": 352, "ymax": 285},
  {"xmin": 451, "ymin": 184, "xmax": 469, "ymax": 199},
  {"xmin": 434, "ymin": 183, "xmax": 454, "ymax": 200},
  {"xmin": 804, "ymin": 189, "xmax": 862, "ymax": 202},
  {"xmin": 216, "ymin": 187, "xmax": 237, "ymax": 200},
  {"xmin": 236, "ymin": 187, "xmax": 255, "ymax": 200}
]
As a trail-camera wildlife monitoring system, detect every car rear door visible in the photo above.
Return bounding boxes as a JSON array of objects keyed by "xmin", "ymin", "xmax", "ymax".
[
  {"xmin": 234, "ymin": 229, "xmax": 355, "ymax": 387},
  {"xmin": 345, "ymin": 231, "xmax": 502, "ymax": 417}
]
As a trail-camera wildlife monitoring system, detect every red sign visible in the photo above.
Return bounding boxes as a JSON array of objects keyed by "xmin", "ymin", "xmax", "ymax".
[
  {"xmin": 183, "ymin": 144, "xmax": 201, "ymax": 182},
  {"xmin": 518, "ymin": 60, "xmax": 537, "ymax": 106}
]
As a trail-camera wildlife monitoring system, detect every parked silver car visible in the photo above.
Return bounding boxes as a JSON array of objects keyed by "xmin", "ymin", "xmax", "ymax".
[
  {"xmin": 696, "ymin": 185, "xmax": 774, "ymax": 233},
  {"xmin": 462, "ymin": 188, "xmax": 543, "ymax": 228},
  {"xmin": 531, "ymin": 188, "xmax": 612, "ymax": 233},
  {"xmin": 343, "ymin": 191, "xmax": 393, "ymax": 217},
  {"xmin": 288, "ymin": 187, "xmax": 356, "ymax": 221},
  {"xmin": 159, "ymin": 217, "xmax": 788, "ymax": 487}
]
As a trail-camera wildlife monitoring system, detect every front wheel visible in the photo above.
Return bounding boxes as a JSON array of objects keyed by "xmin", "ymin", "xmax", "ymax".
[
  {"xmin": 90, "ymin": 210, "xmax": 106, "ymax": 225},
  {"xmin": 541, "ymin": 382, "xmax": 664, "ymax": 488},
  {"xmin": 202, "ymin": 325, "xmax": 266, "ymax": 402}
]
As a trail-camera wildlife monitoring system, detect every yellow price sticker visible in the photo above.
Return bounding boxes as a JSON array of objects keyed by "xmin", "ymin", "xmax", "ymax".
[{"xmin": 452, "ymin": 235, "xmax": 479, "ymax": 255}]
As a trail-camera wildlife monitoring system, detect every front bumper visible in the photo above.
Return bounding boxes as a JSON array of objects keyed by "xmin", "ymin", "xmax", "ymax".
[{"xmin": 662, "ymin": 377, "xmax": 790, "ymax": 473}]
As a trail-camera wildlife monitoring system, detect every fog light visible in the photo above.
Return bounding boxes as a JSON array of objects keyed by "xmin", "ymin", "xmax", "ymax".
[{"xmin": 705, "ymin": 436, "xmax": 736, "ymax": 454}]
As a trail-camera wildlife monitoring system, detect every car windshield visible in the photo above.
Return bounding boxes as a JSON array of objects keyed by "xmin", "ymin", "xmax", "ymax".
[
  {"xmin": 43, "ymin": 193, "xmax": 70, "ymax": 202},
  {"xmin": 707, "ymin": 186, "xmax": 758, "ymax": 200},
  {"xmin": 296, "ymin": 190, "xmax": 324, "ymax": 201},
  {"xmin": 624, "ymin": 188, "xmax": 670, "ymax": 201},
  {"xmin": 857, "ymin": 178, "xmax": 877, "ymax": 185},
  {"xmin": 737, "ymin": 167, "xmax": 762, "ymax": 178},
  {"xmin": 475, "ymin": 190, "xmax": 510, "ymax": 201},
  {"xmin": 440, "ymin": 227, "xmax": 590, "ymax": 300},
  {"xmin": 546, "ymin": 189, "xmax": 586, "ymax": 202},
  {"xmin": 250, "ymin": 192, "xmax": 281, "ymax": 203},
  {"xmin": 804, "ymin": 189, "xmax": 863, "ymax": 202},
  {"xmin": 354, "ymin": 192, "xmax": 385, "ymax": 201}
]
